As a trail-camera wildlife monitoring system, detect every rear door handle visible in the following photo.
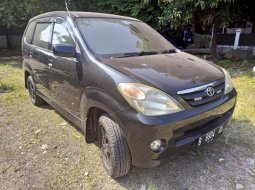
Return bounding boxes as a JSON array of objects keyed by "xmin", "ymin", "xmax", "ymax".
[{"xmin": 48, "ymin": 63, "xmax": 53, "ymax": 69}]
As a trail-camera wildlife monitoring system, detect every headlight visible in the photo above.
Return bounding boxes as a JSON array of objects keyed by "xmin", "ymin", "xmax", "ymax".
[
  {"xmin": 117, "ymin": 83, "xmax": 184, "ymax": 116},
  {"xmin": 222, "ymin": 68, "xmax": 233, "ymax": 94}
]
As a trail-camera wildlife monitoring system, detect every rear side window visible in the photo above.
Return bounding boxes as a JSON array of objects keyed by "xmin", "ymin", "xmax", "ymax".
[
  {"xmin": 52, "ymin": 23, "xmax": 74, "ymax": 46},
  {"xmin": 33, "ymin": 23, "xmax": 52, "ymax": 49},
  {"xmin": 24, "ymin": 21, "xmax": 36, "ymax": 44}
]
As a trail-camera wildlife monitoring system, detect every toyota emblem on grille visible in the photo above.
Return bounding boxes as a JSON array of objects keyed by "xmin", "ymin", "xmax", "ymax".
[{"xmin": 206, "ymin": 86, "xmax": 215, "ymax": 97}]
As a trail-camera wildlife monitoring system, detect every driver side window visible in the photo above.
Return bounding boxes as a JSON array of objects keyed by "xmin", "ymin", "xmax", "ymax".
[{"xmin": 52, "ymin": 23, "xmax": 75, "ymax": 46}]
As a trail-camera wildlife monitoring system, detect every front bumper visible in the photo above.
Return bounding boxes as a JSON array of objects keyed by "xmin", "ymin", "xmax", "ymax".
[{"xmin": 114, "ymin": 89, "xmax": 237, "ymax": 168}]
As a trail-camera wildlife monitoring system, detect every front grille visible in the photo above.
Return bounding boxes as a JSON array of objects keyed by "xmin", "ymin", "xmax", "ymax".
[{"xmin": 178, "ymin": 79, "xmax": 225, "ymax": 107}]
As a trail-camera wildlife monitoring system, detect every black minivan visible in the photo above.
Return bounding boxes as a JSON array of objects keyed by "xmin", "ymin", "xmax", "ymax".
[{"xmin": 22, "ymin": 11, "xmax": 237, "ymax": 178}]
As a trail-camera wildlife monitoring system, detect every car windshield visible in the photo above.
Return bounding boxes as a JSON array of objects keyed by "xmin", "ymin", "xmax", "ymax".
[{"xmin": 76, "ymin": 18, "xmax": 176, "ymax": 58}]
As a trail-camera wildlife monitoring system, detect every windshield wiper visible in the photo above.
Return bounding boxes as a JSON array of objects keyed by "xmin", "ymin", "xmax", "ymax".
[
  {"xmin": 161, "ymin": 49, "xmax": 177, "ymax": 54},
  {"xmin": 113, "ymin": 51, "xmax": 158, "ymax": 58},
  {"xmin": 137, "ymin": 51, "xmax": 158, "ymax": 56}
]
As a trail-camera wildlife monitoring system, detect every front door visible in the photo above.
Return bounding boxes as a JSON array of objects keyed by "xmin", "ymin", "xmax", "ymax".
[
  {"xmin": 30, "ymin": 18, "xmax": 53, "ymax": 97},
  {"xmin": 47, "ymin": 18, "xmax": 82, "ymax": 117}
]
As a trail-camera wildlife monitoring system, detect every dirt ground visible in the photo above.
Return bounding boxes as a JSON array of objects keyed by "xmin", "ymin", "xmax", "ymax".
[{"xmin": 0, "ymin": 59, "xmax": 255, "ymax": 190}]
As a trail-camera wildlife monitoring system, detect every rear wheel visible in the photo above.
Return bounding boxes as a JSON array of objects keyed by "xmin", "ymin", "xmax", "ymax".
[
  {"xmin": 27, "ymin": 76, "xmax": 45, "ymax": 106},
  {"xmin": 98, "ymin": 114, "xmax": 131, "ymax": 178}
]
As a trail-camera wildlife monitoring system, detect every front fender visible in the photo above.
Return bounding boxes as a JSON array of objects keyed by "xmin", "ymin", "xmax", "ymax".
[{"xmin": 80, "ymin": 87, "xmax": 130, "ymax": 140}]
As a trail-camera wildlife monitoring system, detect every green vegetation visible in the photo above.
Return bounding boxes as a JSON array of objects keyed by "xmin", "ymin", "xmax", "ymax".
[
  {"xmin": 218, "ymin": 60, "xmax": 255, "ymax": 69},
  {"xmin": 1, "ymin": 0, "xmax": 254, "ymax": 51},
  {"xmin": 232, "ymin": 73, "xmax": 255, "ymax": 123},
  {"xmin": 0, "ymin": 59, "xmax": 27, "ymax": 105},
  {"xmin": 217, "ymin": 60, "xmax": 255, "ymax": 123},
  {"xmin": 159, "ymin": 0, "xmax": 236, "ymax": 58}
]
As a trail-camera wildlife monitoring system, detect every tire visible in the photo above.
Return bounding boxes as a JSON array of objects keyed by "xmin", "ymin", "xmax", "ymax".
[
  {"xmin": 98, "ymin": 114, "xmax": 131, "ymax": 178},
  {"xmin": 27, "ymin": 76, "xmax": 45, "ymax": 106}
]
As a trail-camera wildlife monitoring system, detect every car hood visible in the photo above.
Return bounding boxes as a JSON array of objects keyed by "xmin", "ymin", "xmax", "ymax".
[{"xmin": 102, "ymin": 52, "xmax": 224, "ymax": 94}]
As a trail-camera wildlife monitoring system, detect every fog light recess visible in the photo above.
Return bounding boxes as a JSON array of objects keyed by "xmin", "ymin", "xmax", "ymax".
[{"xmin": 150, "ymin": 139, "xmax": 166, "ymax": 153}]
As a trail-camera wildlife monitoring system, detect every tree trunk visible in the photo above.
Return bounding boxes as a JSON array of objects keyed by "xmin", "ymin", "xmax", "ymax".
[
  {"xmin": 211, "ymin": 21, "xmax": 218, "ymax": 60},
  {"xmin": 191, "ymin": 11, "xmax": 196, "ymax": 33},
  {"xmin": 3, "ymin": 26, "xmax": 12, "ymax": 50}
]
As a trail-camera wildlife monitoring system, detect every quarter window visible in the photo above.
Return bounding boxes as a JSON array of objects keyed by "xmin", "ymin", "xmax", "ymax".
[
  {"xmin": 33, "ymin": 23, "xmax": 52, "ymax": 49},
  {"xmin": 52, "ymin": 23, "xmax": 74, "ymax": 46},
  {"xmin": 25, "ymin": 21, "xmax": 36, "ymax": 44}
]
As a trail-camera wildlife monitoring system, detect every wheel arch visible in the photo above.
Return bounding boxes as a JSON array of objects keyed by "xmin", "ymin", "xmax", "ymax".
[
  {"xmin": 24, "ymin": 70, "xmax": 30, "ymax": 89},
  {"xmin": 80, "ymin": 87, "xmax": 129, "ymax": 144},
  {"xmin": 23, "ymin": 62, "xmax": 34, "ymax": 89}
]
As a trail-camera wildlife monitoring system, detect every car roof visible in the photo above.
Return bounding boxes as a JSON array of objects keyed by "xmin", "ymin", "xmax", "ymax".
[{"xmin": 30, "ymin": 11, "xmax": 139, "ymax": 22}]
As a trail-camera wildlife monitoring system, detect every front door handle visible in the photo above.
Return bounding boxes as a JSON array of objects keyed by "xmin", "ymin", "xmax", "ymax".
[{"xmin": 48, "ymin": 63, "xmax": 53, "ymax": 69}]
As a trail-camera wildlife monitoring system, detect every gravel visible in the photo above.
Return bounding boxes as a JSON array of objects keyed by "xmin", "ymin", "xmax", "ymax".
[{"xmin": 0, "ymin": 99, "xmax": 254, "ymax": 190}]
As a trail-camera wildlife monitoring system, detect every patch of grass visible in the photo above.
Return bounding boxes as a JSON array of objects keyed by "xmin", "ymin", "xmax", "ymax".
[
  {"xmin": 147, "ymin": 181, "xmax": 156, "ymax": 190},
  {"xmin": 218, "ymin": 59, "xmax": 255, "ymax": 68},
  {"xmin": 0, "ymin": 82, "xmax": 13, "ymax": 93},
  {"xmin": 232, "ymin": 73, "xmax": 255, "ymax": 123},
  {"xmin": 217, "ymin": 59, "xmax": 233, "ymax": 68},
  {"xmin": 0, "ymin": 60, "xmax": 27, "ymax": 105},
  {"xmin": 216, "ymin": 60, "xmax": 255, "ymax": 124}
]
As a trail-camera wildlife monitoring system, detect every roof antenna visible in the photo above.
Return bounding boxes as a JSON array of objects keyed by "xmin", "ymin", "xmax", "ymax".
[{"xmin": 65, "ymin": 0, "xmax": 72, "ymax": 18}]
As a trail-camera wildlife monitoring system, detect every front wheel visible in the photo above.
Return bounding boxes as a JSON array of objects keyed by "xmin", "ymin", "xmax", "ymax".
[{"xmin": 98, "ymin": 114, "xmax": 131, "ymax": 178}]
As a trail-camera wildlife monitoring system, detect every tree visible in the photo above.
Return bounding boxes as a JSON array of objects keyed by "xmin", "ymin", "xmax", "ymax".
[
  {"xmin": 80, "ymin": 0, "xmax": 160, "ymax": 29},
  {"xmin": 159, "ymin": 0, "xmax": 236, "ymax": 59},
  {"xmin": 0, "ymin": 0, "xmax": 71, "ymax": 49},
  {"xmin": 0, "ymin": 0, "xmax": 160, "ymax": 49},
  {"xmin": 2, "ymin": 0, "xmax": 252, "ymax": 53},
  {"xmin": 227, "ymin": 0, "xmax": 255, "ymax": 27},
  {"xmin": 0, "ymin": 0, "xmax": 25, "ymax": 49}
]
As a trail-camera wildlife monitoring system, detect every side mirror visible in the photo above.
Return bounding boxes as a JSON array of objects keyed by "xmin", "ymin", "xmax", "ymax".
[{"xmin": 53, "ymin": 44, "xmax": 76, "ymax": 57}]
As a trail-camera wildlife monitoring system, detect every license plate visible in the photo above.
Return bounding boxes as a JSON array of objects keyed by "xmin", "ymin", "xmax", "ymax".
[{"xmin": 198, "ymin": 125, "xmax": 224, "ymax": 146}]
